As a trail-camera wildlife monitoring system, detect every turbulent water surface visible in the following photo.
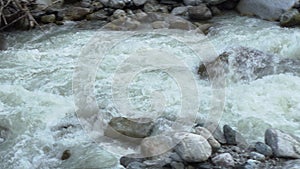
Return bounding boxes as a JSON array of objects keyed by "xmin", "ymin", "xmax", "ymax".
[{"xmin": 1, "ymin": 13, "xmax": 300, "ymax": 168}]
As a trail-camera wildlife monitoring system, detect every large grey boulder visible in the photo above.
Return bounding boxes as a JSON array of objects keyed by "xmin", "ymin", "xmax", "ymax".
[
  {"xmin": 265, "ymin": 128, "xmax": 300, "ymax": 158},
  {"xmin": 237, "ymin": 0, "xmax": 298, "ymax": 21},
  {"xmin": 174, "ymin": 132, "xmax": 212, "ymax": 162}
]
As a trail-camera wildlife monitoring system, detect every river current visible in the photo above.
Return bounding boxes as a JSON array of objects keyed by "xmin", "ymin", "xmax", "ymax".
[{"xmin": 1, "ymin": 13, "xmax": 300, "ymax": 168}]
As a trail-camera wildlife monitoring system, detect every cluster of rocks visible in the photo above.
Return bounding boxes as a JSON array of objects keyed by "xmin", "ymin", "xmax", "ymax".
[
  {"xmin": 3, "ymin": 0, "xmax": 300, "ymax": 31},
  {"xmin": 105, "ymin": 116, "xmax": 300, "ymax": 169}
]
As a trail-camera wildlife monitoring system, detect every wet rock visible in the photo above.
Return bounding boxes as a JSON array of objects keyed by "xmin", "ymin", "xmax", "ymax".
[
  {"xmin": 61, "ymin": 150, "xmax": 71, "ymax": 160},
  {"xmin": 65, "ymin": 7, "xmax": 91, "ymax": 21},
  {"xmin": 41, "ymin": 14, "xmax": 56, "ymax": 23},
  {"xmin": 188, "ymin": 4, "xmax": 212, "ymax": 20},
  {"xmin": 212, "ymin": 153, "xmax": 235, "ymax": 167},
  {"xmin": 280, "ymin": 9, "xmax": 300, "ymax": 27},
  {"xmin": 210, "ymin": 6, "xmax": 221, "ymax": 16},
  {"xmin": 223, "ymin": 125, "xmax": 248, "ymax": 149},
  {"xmin": 241, "ymin": 159, "xmax": 261, "ymax": 169},
  {"xmin": 174, "ymin": 132, "xmax": 212, "ymax": 162},
  {"xmin": 282, "ymin": 159, "xmax": 300, "ymax": 169},
  {"xmin": 106, "ymin": 117, "xmax": 153, "ymax": 138},
  {"xmin": 183, "ymin": 0, "xmax": 203, "ymax": 6},
  {"xmin": 194, "ymin": 126, "xmax": 221, "ymax": 151},
  {"xmin": 203, "ymin": 0, "xmax": 226, "ymax": 5},
  {"xmin": 133, "ymin": 0, "xmax": 148, "ymax": 6},
  {"xmin": 171, "ymin": 6, "xmax": 189, "ymax": 16},
  {"xmin": 265, "ymin": 128, "xmax": 300, "ymax": 158},
  {"xmin": 237, "ymin": 0, "xmax": 298, "ymax": 21},
  {"xmin": 249, "ymin": 152, "xmax": 265, "ymax": 161},
  {"xmin": 120, "ymin": 154, "xmax": 146, "ymax": 167},
  {"xmin": 255, "ymin": 142, "xmax": 272, "ymax": 157},
  {"xmin": 108, "ymin": 0, "xmax": 126, "ymax": 8},
  {"xmin": 198, "ymin": 46, "xmax": 300, "ymax": 82},
  {"xmin": 141, "ymin": 135, "xmax": 174, "ymax": 156}
]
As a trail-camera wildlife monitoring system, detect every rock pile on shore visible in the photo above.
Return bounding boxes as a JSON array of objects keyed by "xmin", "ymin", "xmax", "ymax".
[
  {"xmin": 1, "ymin": 0, "xmax": 300, "ymax": 31},
  {"xmin": 106, "ymin": 117, "xmax": 300, "ymax": 169}
]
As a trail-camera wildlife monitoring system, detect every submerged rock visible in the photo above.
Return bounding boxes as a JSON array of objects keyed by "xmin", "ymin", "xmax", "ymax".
[
  {"xmin": 174, "ymin": 132, "xmax": 212, "ymax": 162},
  {"xmin": 280, "ymin": 9, "xmax": 300, "ymax": 27},
  {"xmin": 237, "ymin": 0, "xmax": 298, "ymax": 21},
  {"xmin": 265, "ymin": 128, "xmax": 300, "ymax": 158},
  {"xmin": 106, "ymin": 117, "xmax": 154, "ymax": 138}
]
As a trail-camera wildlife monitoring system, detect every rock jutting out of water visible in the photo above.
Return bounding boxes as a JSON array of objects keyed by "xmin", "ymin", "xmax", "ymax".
[{"xmin": 198, "ymin": 46, "xmax": 300, "ymax": 83}]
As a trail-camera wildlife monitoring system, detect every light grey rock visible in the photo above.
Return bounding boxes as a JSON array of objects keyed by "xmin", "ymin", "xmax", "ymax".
[
  {"xmin": 243, "ymin": 159, "xmax": 260, "ymax": 169},
  {"xmin": 265, "ymin": 128, "xmax": 300, "ymax": 158},
  {"xmin": 133, "ymin": 0, "xmax": 148, "ymax": 6},
  {"xmin": 280, "ymin": 9, "xmax": 300, "ymax": 27},
  {"xmin": 141, "ymin": 135, "xmax": 174, "ymax": 156},
  {"xmin": 212, "ymin": 153, "xmax": 235, "ymax": 167},
  {"xmin": 283, "ymin": 160, "xmax": 300, "ymax": 169},
  {"xmin": 174, "ymin": 132, "xmax": 212, "ymax": 162},
  {"xmin": 188, "ymin": 4, "xmax": 212, "ymax": 20},
  {"xmin": 183, "ymin": 0, "xmax": 203, "ymax": 6},
  {"xmin": 237, "ymin": 0, "xmax": 298, "ymax": 21}
]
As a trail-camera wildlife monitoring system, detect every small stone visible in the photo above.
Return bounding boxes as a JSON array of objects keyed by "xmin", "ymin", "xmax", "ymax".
[
  {"xmin": 249, "ymin": 152, "xmax": 265, "ymax": 161},
  {"xmin": 61, "ymin": 150, "xmax": 71, "ymax": 160},
  {"xmin": 183, "ymin": 0, "xmax": 203, "ymax": 6},
  {"xmin": 210, "ymin": 6, "xmax": 221, "ymax": 16},
  {"xmin": 112, "ymin": 9, "xmax": 126, "ymax": 20},
  {"xmin": 280, "ymin": 9, "xmax": 300, "ymax": 27},
  {"xmin": 243, "ymin": 159, "xmax": 261, "ymax": 169},
  {"xmin": 171, "ymin": 6, "xmax": 189, "ymax": 16},
  {"xmin": 194, "ymin": 126, "xmax": 221, "ymax": 151},
  {"xmin": 65, "ymin": 7, "xmax": 91, "ymax": 21},
  {"xmin": 86, "ymin": 10, "xmax": 109, "ymax": 20},
  {"xmin": 41, "ymin": 14, "xmax": 56, "ymax": 23},
  {"xmin": 188, "ymin": 4, "xmax": 212, "ymax": 20},
  {"xmin": 212, "ymin": 153, "xmax": 235, "ymax": 167},
  {"xmin": 255, "ymin": 142, "xmax": 272, "ymax": 157}
]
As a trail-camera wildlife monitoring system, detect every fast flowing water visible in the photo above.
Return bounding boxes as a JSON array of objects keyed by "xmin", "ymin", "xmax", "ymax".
[{"xmin": 0, "ymin": 13, "xmax": 300, "ymax": 168}]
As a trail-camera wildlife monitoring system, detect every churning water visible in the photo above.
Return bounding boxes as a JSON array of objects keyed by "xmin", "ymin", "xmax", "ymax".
[{"xmin": 0, "ymin": 13, "xmax": 300, "ymax": 168}]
